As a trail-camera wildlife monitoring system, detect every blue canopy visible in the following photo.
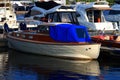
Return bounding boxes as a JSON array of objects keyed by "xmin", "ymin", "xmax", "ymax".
[{"xmin": 49, "ymin": 24, "xmax": 91, "ymax": 42}]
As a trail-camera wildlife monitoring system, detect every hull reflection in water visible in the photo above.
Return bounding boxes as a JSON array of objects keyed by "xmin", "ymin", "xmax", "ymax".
[{"xmin": 7, "ymin": 50, "xmax": 100, "ymax": 80}]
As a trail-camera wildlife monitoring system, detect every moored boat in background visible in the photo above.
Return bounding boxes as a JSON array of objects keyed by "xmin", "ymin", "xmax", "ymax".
[
  {"xmin": 91, "ymin": 34, "xmax": 120, "ymax": 55},
  {"xmin": 76, "ymin": 0, "xmax": 118, "ymax": 36},
  {"xmin": 0, "ymin": 0, "xmax": 18, "ymax": 47},
  {"xmin": 0, "ymin": 0, "xmax": 18, "ymax": 31}
]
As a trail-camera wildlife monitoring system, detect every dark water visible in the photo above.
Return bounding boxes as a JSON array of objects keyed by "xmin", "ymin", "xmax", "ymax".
[{"xmin": 0, "ymin": 48, "xmax": 119, "ymax": 80}]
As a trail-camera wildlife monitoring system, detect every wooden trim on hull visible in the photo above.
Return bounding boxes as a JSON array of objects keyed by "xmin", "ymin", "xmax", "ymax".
[{"xmin": 8, "ymin": 34, "xmax": 99, "ymax": 45}]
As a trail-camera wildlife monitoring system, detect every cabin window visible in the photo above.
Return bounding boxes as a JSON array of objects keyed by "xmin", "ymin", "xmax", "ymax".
[
  {"xmin": 94, "ymin": 10, "xmax": 101, "ymax": 22},
  {"xmin": 0, "ymin": 9, "xmax": 5, "ymax": 14},
  {"xmin": 22, "ymin": 35, "xmax": 26, "ymax": 38},
  {"xmin": 30, "ymin": 10, "xmax": 42, "ymax": 16},
  {"xmin": 37, "ymin": 25, "xmax": 49, "ymax": 33},
  {"xmin": 6, "ymin": 8, "xmax": 9, "ymax": 10},
  {"xmin": 72, "ymin": 12, "xmax": 79, "ymax": 24},
  {"xmin": 26, "ymin": 6, "xmax": 33, "ymax": 11},
  {"xmin": 52, "ymin": 13, "xmax": 59, "ymax": 22},
  {"xmin": 9, "ymin": 15, "xmax": 13, "ymax": 18},
  {"xmin": 33, "ymin": 16, "xmax": 41, "ymax": 21},
  {"xmin": 76, "ymin": 28, "xmax": 86, "ymax": 38},
  {"xmin": 0, "ymin": 3, "xmax": 11, "ymax": 7},
  {"xmin": 87, "ymin": 10, "xmax": 94, "ymax": 22},
  {"xmin": 94, "ymin": 2, "xmax": 108, "ymax": 5},
  {"xmin": 16, "ymin": 34, "xmax": 20, "ymax": 37},
  {"xmin": 47, "ymin": 13, "xmax": 54, "ymax": 22},
  {"xmin": 87, "ymin": 10, "xmax": 103, "ymax": 22},
  {"xmin": 29, "ymin": 36, "xmax": 33, "ymax": 39},
  {"xmin": 76, "ymin": 12, "xmax": 81, "ymax": 17},
  {"xmin": 15, "ymin": 6, "xmax": 25, "ymax": 11},
  {"xmin": 0, "ymin": 18, "xmax": 6, "ymax": 22},
  {"xmin": 60, "ymin": 13, "xmax": 72, "ymax": 23},
  {"xmin": 6, "ymin": 3, "xmax": 11, "ymax": 7}
]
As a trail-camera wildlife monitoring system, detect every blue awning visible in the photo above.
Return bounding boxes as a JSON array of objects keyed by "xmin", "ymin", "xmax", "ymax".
[{"xmin": 49, "ymin": 24, "xmax": 91, "ymax": 42}]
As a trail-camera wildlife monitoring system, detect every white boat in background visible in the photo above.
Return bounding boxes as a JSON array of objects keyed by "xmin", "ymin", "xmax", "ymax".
[
  {"xmin": 0, "ymin": 0, "xmax": 18, "ymax": 47},
  {"xmin": 18, "ymin": 0, "xmax": 62, "ymax": 29},
  {"xmin": 0, "ymin": 0, "xmax": 18, "ymax": 32},
  {"xmin": 76, "ymin": 0, "xmax": 118, "ymax": 35},
  {"xmin": 11, "ymin": 0, "xmax": 34, "ymax": 22},
  {"xmin": 7, "ymin": 23, "xmax": 101, "ymax": 60},
  {"xmin": 23, "ymin": 1, "xmax": 81, "ymax": 28}
]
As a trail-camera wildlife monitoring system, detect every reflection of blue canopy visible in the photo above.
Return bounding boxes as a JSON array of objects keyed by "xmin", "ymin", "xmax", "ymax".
[{"xmin": 49, "ymin": 24, "xmax": 91, "ymax": 42}]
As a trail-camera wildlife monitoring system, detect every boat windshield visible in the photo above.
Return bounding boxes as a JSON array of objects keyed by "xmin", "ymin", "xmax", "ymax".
[
  {"xmin": 47, "ymin": 12, "xmax": 79, "ymax": 25},
  {"xmin": 87, "ymin": 10, "xmax": 105, "ymax": 22}
]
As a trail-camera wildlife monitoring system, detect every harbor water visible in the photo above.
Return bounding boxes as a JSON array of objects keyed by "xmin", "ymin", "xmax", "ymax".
[{"xmin": 0, "ymin": 47, "xmax": 119, "ymax": 80}]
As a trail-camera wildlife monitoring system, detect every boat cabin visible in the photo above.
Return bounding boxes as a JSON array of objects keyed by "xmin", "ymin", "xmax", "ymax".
[
  {"xmin": 39, "ymin": 6, "xmax": 79, "ymax": 25},
  {"xmin": 86, "ymin": 0, "xmax": 110, "ymax": 23}
]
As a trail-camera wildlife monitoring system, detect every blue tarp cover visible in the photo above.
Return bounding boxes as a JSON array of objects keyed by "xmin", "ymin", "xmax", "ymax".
[{"xmin": 49, "ymin": 24, "xmax": 91, "ymax": 42}]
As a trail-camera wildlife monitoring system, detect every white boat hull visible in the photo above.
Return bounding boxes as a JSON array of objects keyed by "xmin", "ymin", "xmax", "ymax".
[{"xmin": 7, "ymin": 37, "xmax": 101, "ymax": 60}]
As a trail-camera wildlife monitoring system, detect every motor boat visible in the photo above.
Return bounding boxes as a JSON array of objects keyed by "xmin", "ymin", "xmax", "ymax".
[{"xmin": 7, "ymin": 23, "xmax": 101, "ymax": 60}]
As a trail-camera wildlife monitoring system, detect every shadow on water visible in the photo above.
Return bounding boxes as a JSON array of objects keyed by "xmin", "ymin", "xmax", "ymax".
[
  {"xmin": 97, "ymin": 51, "xmax": 120, "ymax": 80},
  {"xmin": 0, "ymin": 48, "xmax": 120, "ymax": 80},
  {"xmin": 6, "ymin": 49, "xmax": 101, "ymax": 80},
  {"xmin": 98, "ymin": 50, "xmax": 120, "ymax": 62},
  {"xmin": 0, "ymin": 46, "xmax": 8, "ymax": 53}
]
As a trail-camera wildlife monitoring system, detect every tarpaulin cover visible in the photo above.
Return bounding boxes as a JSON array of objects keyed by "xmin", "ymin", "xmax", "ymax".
[{"xmin": 49, "ymin": 24, "xmax": 91, "ymax": 42}]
